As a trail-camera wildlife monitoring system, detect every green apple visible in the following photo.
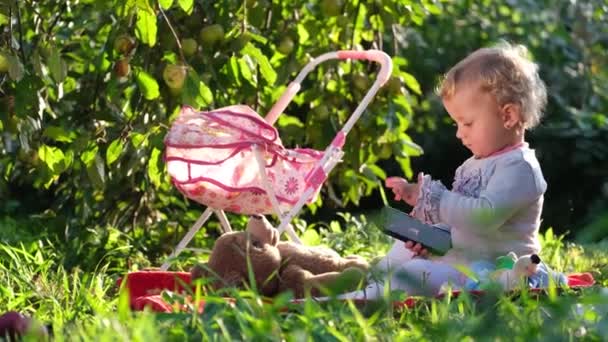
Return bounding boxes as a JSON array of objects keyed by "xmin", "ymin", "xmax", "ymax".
[
  {"xmin": 113, "ymin": 58, "xmax": 130, "ymax": 78},
  {"xmin": 0, "ymin": 52, "xmax": 9, "ymax": 73},
  {"xmin": 163, "ymin": 64, "xmax": 187, "ymax": 90},
  {"xmin": 184, "ymin": 14, "xmax": 202, "ymax": 31},
  {"xmin": 199, "ymin": 24, "xmax": 225, "ymax": 45},
  {"xmin": 379, "ymin": 143, "xmax": 392, "ymax": 159},
  {"xmin": 313, "ymin": 104, "xmax": 330, "ymax": 119},
  {"xmin": 200, "ymin": 72, "xmax": 213, "ymax": 84},
  {"xmin": 320, "ymin": 0, "xmax": 343, "ymax": 17},
  {"xmin": 277, "ymin": 37, "xmax": 295, "ymax": 55},
  {"xmin": 336, "ymin": 16, "xmax": 349, "ymax": 27},
  {"xmin": 229, "ymin": 32, "xmax": 252, "ymax": 52},
  {"xmin": 181, "ymin": 38, "xmax": 198, "ymax": 56},
  {"xmin": 352, "ymin": 72, "xmax": 370, "ymax": 91},
  {"xmin": 5, "ymin": 113, "xmax": 18, "ymax": 134},
  {"xmin": 113, "ymin": 34, "xmax": 135, "ymax": 55},
  {"xmin": 386, "ymin": 76, "xmax": 403, "ymax": 94},
  {"xmin": 39, "ymin": 44, "xmax": 52, "ymax": 60},
  {"xmin": 328, "ymin": 94, "xmax": 342, "ymax": 106},
  {"xmin": 18, "ymin": 148, "xmax": 40, "ymax": 167}
]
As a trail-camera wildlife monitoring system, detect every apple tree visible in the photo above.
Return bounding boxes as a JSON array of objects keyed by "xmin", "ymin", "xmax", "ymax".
[{"xmin": 0, "ymin": 0, "xmax": 439, "ymax": 260}]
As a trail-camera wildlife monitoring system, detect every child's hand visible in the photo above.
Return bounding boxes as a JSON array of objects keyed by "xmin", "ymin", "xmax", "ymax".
[
  {"xmin": 404, "ymin": 241, "xmax": 429, "ymax": 258},
  {"xmin": 385, "ymin": 173, "xmax": 423, "ymax": 207}
]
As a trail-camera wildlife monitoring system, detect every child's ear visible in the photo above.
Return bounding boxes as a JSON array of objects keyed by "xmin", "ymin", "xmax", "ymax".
[{"xmin": 500, "ymin": 103, "xmax": 522, "ymax": 129}]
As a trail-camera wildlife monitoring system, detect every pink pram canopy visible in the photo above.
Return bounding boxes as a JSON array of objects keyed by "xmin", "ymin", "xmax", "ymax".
[{"xmin": 165, "ymin": 105, "xmax": 324, "ymax": 215}]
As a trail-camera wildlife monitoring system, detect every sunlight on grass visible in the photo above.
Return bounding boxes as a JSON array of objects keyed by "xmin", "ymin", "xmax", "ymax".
[{"xmin": 1, "ymin": 218, "xmax": 607, "ymax": 340}]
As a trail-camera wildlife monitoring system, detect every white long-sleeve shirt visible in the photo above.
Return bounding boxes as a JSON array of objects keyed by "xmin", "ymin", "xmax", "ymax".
[{"xmin": 411, "ymin": 143, "xmax": 547, "ymax": 265}]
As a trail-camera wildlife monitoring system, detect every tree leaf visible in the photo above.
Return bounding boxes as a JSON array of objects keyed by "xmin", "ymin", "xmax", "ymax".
[
  {"xmin": 38, "ymin": 145, "xmax": 65, "ymax": 174},
  {"xmin": 241, "ymin": 42, "xmax": 276, "ymax": 85},
  {"xmin": 135, "ymin": 69, "xmax": 160, "ymax": 100},
  {"xmin": 300, "ymin": 229, "xmax": 321, "ymax": 245},
  {"xmin": 43, "ymin": 126, "xmax": 76, "ymax": 143},
  {"xmin": 395, "ymin": 156, "xmax": 413, "ymax": 179},
  {"xmin": 159, "ymin": 0, "xmax": 174, "ymax": 10},
  {"xmin": 226, "ymin": 56, "xmax": 242, "ymax": 86},
  {"xmin": 277, "ymin": 114, "xmax": 304, "ymax": 128},
  {"xmin": 135, "ymin": 4, "xmax": 157, "ymax": 47},
  {"xmin": 297, "ymin": 23, "xmax": 310, "ymax": 44},
  {"xmin": 364, "ymin": 164, "xmax": 387, "ymax": 179},
  {"xmin": 115, "ymin": 0, "xmax": 137, "ymax": 17},
  {"xmin": 47, "ymin": 47, "xmax": 67, "ymax": 83},
  {"xmin": 106, "ymin": 139, "xmax": 124, "ymax": 166},
  {"xmin": 80, "ymin": 144, "xmax": 99, "ymax": 166},
  {"xmin": 398, "ymin": 134, "xmax": 424, "ymax": 156},
  {"xmin": 87, "ymin": 153, "xmax": 106, "ymax": 189},
  {"xmin": 147, "ymin": 147, "xmax": 162, "ymax": 188},
  {"xmin": 198, "ymin": 80, "xmax": 213, "ymax": 106},
  {"xmin": 400, "ymin": 71, "xmax": 421, "ymax": 95},
  {"xmin": 7, "ymin": 54, "xmax": 24, "ymax": 82},
  {"xmin": 130, "ymin": 132, "xmax": 147, "ymax": 148},
  {"xmin": 177, "ymin": 0, "xmax": 193, "ymax": 14},
  {"xmin": 181, "ymin": 70, "xmax": 213, "ymax": 109},
  {"xmin": 238, "ymin": 56, "xmax": 256, "ymax": 87},
  {"xmin": 360, "ymin": 164, "xmax": 379, "ymax": 182},
  {"xmin": 61, "ymin": 150, "xmax": 74, "ymax": 173}
]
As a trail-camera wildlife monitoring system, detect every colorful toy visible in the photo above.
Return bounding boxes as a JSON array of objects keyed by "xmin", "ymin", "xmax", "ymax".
[
  {"xmin": 464, "ymin": 252, "xmax": 568, "ymax": 291},
  {"xmin": 494, "ymin": 253, "xmax": 541, "ymax": 291}
]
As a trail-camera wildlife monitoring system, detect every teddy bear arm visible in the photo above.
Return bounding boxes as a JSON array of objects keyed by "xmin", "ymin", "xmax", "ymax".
[
  {"xmin": 342, "ymin": 256, "xmax": 370, "ymax": 271},
  {"xmin": 279, "ymin": 264, "xmax": 313, "ymax": 298},
  {"xmin": 279, "ymin": 264, "xmax": 343, "ymax": 298},
  {"xmin": 303, "ymin": 272, "xmax": 343, "ymax": 290}
]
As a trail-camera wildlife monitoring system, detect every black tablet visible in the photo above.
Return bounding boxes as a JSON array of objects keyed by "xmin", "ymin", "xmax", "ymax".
[{"xmin": 379, "ymin": 206, "xmax": 452, "ymax": 255}]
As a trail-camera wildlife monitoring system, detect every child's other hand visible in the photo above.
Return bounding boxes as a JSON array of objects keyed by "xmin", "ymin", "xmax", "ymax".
[
  {"xmin": 404, "ymin": 241, "xmax": 429, "ymax": 258},
  {"xmin": 386, "ymin": 173, "xmax": 423, "ymax": 207}
]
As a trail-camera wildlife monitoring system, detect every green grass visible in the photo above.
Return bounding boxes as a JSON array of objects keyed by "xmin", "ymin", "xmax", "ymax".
[{"xmin": 1, "ymin": 214, "xmax": 607, "ymax": 341}]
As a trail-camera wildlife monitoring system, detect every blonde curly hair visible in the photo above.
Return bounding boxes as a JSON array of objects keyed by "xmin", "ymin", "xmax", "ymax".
[{"xmin": 437, "ymin": 42, "xmax": 547, "ymax": 129}]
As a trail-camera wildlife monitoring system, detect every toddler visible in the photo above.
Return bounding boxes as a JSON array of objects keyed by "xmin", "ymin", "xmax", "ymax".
[{"xmin": 344, "ymin": 42, "xmax": 549, "ymax": 298}]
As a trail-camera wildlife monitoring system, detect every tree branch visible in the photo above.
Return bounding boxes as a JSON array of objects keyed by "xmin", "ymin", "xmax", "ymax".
[
  {"xmin": 157, "ymin": 1, "xmax": 186, "ymax": 64},
  {"xmin": 21, "ymin": 2, "xmax": 68, "ymax": 57}
]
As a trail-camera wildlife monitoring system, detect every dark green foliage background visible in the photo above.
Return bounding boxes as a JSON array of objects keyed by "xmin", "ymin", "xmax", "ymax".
[{"xmin": 0, "ymin": 0, "xmax": 606, "ymax": 271}]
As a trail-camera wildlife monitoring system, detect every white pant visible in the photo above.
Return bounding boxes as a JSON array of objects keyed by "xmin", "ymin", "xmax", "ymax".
[{"xmin": 341, "ymin": 241, "xmax": 467, "ymax": 299}]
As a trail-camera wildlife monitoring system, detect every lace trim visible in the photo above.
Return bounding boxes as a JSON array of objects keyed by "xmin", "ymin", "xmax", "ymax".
[{"xmin": 411, "ymin": 174, "xmax": 447, "ymax": 224}]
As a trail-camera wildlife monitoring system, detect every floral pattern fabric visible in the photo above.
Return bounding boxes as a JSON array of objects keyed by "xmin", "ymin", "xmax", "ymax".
[
  {"xmin": 412, "ymin": 165, "xmax": 486, "ymax": 225},
  {"xmin": 165, "ymin": 105, "xmax": 325, "ymax": 215}
]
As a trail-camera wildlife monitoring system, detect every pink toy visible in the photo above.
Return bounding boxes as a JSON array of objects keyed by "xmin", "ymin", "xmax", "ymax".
[{"xmin": 161, "ymin": 50, "xmax": 393, "ymax": 270}]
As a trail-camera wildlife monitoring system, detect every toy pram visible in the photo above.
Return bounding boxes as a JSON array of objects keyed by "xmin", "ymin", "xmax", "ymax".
[{"xmin": 161, "ymin": 50, "xmax": 393, "ymax": 270}]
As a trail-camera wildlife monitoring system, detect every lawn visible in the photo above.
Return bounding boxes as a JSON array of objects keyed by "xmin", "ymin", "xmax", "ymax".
[{"xmin": 1, "ymin": 213, "xmax": 607, "ymax": 341}]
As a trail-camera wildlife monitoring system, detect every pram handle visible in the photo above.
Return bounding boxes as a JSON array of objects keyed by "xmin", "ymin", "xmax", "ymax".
[
  {"xmin": 265, "ymin": 50, "xmax": 393, "ymax": 127},
  {"xmin": 336, "ymin": 50, "xmax": 392, "ymax": 81}
]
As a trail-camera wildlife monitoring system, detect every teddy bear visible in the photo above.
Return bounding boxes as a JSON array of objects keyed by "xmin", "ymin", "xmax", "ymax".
[{"xmin": 191, "ymin": 214, "xmax": 370, "ymax": 298}]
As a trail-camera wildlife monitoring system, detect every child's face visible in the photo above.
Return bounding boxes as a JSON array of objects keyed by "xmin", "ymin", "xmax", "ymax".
[{"xmin": 442, "ymin": 81, "xmax": 521, "ymax": 158}]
